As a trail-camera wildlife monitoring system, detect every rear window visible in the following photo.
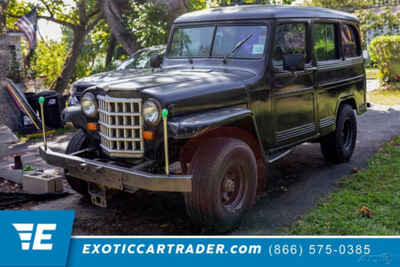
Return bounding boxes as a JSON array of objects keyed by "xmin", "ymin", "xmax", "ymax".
[{"xmin": 342, "ymin": 24, "xmax": 361, "ymax": 58}]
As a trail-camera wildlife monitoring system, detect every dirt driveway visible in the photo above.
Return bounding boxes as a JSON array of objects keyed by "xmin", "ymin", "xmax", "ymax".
[{"xmin": 25, "ymin": 106, "xmax": 400, "ymax": 235}]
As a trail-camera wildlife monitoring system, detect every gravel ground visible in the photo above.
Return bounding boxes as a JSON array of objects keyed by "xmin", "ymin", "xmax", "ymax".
[{"xmin": 2, "ymin": 105, "xmax": 400, "ymax": 235}]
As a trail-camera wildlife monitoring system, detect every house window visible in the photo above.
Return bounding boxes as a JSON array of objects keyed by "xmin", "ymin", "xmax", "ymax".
[
  {"xmin": 342, "ymin": 24, "xmax": 361, "ymax": 58},
  {"xmin": 312, "ymin": 23, "xmax": 338, "ymax": 61},
  {"xmin": 272, "ymin": 23, "xmax": 306, "ymax": 66}
]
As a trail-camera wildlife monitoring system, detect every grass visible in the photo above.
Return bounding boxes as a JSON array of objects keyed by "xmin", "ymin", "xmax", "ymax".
[
  {"xmin": 367, "ymin": 89, "xmax": 400, "ymax": 106},
  {"xmin": 366, "ymin": 68, "xmax": 378, "ymax": 80},
  {"xmin": 286, "ymin": 137, "xmax": 400, "ymax": 235}
]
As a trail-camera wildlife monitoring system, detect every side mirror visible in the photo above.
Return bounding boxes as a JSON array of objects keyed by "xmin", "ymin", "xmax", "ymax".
[
  {"xmin": 150, "ymin": 54, "xmax": 163, "ymax": 69},
  {"xmin": 283, "ymin": 54, "xmax": 305, "ymax": 71}
]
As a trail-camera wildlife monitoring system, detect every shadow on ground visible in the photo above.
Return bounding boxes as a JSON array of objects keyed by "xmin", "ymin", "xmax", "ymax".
[{"xmin": 30, "ymin": 108, "xmax": 400, "ymax": 235}]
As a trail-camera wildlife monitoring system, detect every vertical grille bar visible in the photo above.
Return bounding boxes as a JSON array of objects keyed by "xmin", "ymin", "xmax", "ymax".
[{"xmin": 97, "ymin": 95, "xmax": 144, "ymax": 158}]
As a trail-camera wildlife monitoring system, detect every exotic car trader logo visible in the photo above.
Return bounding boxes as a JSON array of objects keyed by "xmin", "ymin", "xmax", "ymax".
[{"xmin": 12, "ymin": 223, "xmax": 57, "ymax": 251}]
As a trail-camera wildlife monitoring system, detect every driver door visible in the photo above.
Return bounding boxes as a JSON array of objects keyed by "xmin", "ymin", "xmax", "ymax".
[{"xmin": 271, "ymin": 21, "xmax": 316, "ymax": 145}]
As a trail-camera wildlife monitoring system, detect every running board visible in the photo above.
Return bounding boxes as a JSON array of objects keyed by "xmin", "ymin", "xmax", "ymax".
[{"xmin": 268, "ymin": 149, "xmax": 292, "ymax": 163}]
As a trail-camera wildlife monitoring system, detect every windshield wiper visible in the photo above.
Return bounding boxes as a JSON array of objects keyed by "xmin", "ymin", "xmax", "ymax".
[{"xmin": 223, "ymin": 33, "xmax": 254, "ymax": 64}]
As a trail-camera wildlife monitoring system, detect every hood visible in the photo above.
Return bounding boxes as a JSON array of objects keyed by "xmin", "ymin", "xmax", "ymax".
[
  {"xmin": 100, "ymin": 68, "xmax": 256, "ymax": 115},
  {"xmin": 73, "ymin": 68, "xmax": 155, "ymax": 91}
]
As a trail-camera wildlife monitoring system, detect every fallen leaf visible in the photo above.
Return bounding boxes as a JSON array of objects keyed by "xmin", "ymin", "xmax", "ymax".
[
  {"xmin": 352, "ymin": 168, "xmax": 359, "ymax": 174},
  {"xmin": 360, "ymin": 206, "xmax": 372, "ymax": 218}
]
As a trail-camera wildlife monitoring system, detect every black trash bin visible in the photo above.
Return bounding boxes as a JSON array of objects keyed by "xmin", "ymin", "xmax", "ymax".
[
  {"xmin": 37, "ymin": 91, "xmax": 65, "ymax": 129},
  {"xmin": 24, "ymin": 92, "xmax": 39, "ymax": 112}
]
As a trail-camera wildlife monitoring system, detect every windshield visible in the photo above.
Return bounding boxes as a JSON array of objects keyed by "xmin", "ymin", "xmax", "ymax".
[
  {"xmin": 117, "ymin": 48, "xmax": 164, "ymax": 70},
  {"xmin": 167, "ymin": 25, "xmax": 268, "ymax": 59}
]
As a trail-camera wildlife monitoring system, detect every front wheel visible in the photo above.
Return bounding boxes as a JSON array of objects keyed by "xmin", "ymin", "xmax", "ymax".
[
  {"xmin": 320, "ymin": 104, "xmax": 357, "ymax": 163},
  {"xmin": 184, "ymin": 138, "xmax": 257, "ymax": 232},
  {"xmin": 64, "ymin": 129, "xmax": 89, "ymax": 195}
]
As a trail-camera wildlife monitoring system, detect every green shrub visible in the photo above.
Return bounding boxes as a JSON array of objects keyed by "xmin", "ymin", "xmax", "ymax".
[
  {"xmin": 31, "ymin": 40, "xmax": 69, "ymax": 87},
  {"xmin": 368, "ymin": 35, "xmax": 400, "ymax": 85}
]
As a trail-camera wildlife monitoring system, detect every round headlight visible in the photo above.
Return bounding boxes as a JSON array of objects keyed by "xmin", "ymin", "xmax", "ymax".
[
  {"xmin": 81, "ymin": 92, "xmax": 98, "ymax": 118},
  {"xmin": 143, "ymin": 100, "xmax": 160, "ymax": 126}
]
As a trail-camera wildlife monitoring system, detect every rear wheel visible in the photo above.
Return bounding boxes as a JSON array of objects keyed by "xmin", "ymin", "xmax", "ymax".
[
  {"xmin": 64, "ymin": 130, "xmax": 89, "ymax": 195},
  {"xmin": 320, "ymin": 104, "xmax": 357, "ymax": 163},
  {"xmin": 184, "ymin": 138, "xmax": 257, "ymax": 232}
]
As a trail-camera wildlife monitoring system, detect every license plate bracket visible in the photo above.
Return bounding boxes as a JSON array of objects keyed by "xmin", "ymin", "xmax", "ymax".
[{"xmin": 88, "ymin": 183, "xmax": 108, "ymax": 208}]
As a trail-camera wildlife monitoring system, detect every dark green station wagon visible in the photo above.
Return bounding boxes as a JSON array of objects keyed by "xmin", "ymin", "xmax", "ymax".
[{"xmin": 40, "ymin": 5, "xmax": 367, "ymax": 231}]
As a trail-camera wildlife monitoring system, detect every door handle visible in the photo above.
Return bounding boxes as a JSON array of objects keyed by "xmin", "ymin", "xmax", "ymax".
[{"xmin": 305, "ymin": 67, "xmax": 317, "ymax": 71}]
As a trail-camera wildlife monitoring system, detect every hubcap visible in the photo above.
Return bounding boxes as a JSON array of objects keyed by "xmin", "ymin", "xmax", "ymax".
[{"xmin": 220, "ymin": 165, "xmax": 245, "ymax": 210}]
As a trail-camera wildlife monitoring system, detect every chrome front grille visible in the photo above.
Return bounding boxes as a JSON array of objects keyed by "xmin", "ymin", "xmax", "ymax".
[{"xmin": 97, "ymin": 95, "xmax": 144, "ymax": 158}]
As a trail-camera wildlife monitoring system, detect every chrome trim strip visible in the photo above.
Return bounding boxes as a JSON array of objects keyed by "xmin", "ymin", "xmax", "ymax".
[
  {"xmin": 276, "ymin": 123, "xmax": 316, "ymax": 142},
  {"xmin": 98, "ymin": 121, "xmax": 141, "ymax": 129}
]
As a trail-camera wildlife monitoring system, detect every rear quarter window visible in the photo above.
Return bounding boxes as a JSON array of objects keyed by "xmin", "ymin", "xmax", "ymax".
[{"xmin": 342, "ymin": 24, "xmax": 361, "ymax": 58}]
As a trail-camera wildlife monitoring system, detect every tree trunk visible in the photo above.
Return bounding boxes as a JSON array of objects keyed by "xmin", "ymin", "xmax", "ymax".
[
  {"xmin": 151, "ymin": 0, "xmax": 189, "ymax": 32},
  {"xmin": 101, "ymin": 0, "xmax": 141, "ymax": 55},
  {"xmin": 0, "ymin": 0, "xmax": 9, "ymax": 81},
  {"xmin": 101, "ymin": 0, "xmax": 189, "ymax": 55},
  {"xmin": 105, "ymin": 35, "xmax": 116, "ymax": 68},
  {"xmin": 51, "ymin": 28, "xmax": 86, "ymax": 94}
]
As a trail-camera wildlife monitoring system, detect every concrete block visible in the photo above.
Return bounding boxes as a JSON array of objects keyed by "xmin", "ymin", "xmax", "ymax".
[
  {"xmin": 23, "ymin": 170, "xmax": 63, "ymax": 194},
  {"xmin": 0, "ymin": 164, "xmax": 23, "ymax": 184}
]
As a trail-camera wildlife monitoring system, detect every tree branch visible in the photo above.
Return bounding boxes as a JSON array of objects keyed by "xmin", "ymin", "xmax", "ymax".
[
  {"xmin": 39, "ymin": 0, "xmax": 54, "ymax": 18},
  {"xmin": 38, "ymin": 15, "xmax": 75, "ymax": 28},
  {"xmin": 8, "ymin": 12, "xmax": 76, "ymax": 29},
  {"xmin": 87, "ymin": 8, "xmax": 100, "ymax": 18},
  {"xmin": 87, "ymin": 14, "xmax": 103, "ymax": 32}
]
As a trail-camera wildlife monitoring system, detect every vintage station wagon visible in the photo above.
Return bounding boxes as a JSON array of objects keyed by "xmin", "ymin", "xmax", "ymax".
[{"xmin": 40, "ymin": 5, "xmax": 367, "ymax": 231}]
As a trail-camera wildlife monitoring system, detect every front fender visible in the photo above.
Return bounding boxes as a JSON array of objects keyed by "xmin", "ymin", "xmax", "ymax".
[
  {"xmin": 168, "ymin": 107, "xmax": 254, "ymax": 139},
  {"xmin": 62, "ymin": 105, "xmax": 87, "ymax": 129}
]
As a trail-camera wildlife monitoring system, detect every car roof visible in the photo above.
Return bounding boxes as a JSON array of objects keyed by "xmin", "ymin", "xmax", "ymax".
[{"xmin": 175, "ymin": 5, "xmax": 358, "ymax": 24}]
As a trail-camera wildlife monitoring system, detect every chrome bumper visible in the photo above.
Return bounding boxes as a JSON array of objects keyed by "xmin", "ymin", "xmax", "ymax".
[{"xmin": 39, "ymin": 146, "xmax": 192, "ymax": 192}]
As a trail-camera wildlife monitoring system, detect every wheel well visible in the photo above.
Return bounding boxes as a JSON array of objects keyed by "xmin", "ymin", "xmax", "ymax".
[
  {"xmin": 336, "ymin": 98, "xmax": 357, "ymax": 121},
  {"xmin": 339, "ymin": 98, "xmax": 357, "ymax": 111},
  {"xmin": 179, "ymin": 118, "xmax": 267, "ymax": 194}
]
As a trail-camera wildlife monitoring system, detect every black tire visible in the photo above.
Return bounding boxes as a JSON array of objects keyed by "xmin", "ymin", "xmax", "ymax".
[
  {"xmin": 184, "ymin": 138, "xmax": 257, "ymax": 232},
  {"xmin": 320, "ymin": 104, "xmax": 357, "ymax": 163},
  {"xmin": 64, "ymin": 129, "xmax": 89, "ymax": 196}
]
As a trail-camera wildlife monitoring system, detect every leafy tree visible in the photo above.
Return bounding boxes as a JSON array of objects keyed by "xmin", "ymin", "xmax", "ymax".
[
  {"xmin": 304, "ymin": 0, "xmax": 398, "ymax": 10},
  {"xmin": 122, "ymin": 1, "xmax": 168, "ymax": 48},
  {"xmin": 101, "ymin": 0, "xmax": 189, "ymax": 55},
  {"xmin": 30, "ymin": 39, "xmax": 68, "ymax": 87},
  {"xmin": 7, "ymin": 0, "xmax": 103, "ymax": 93},
  {"xmin": 190, "ymin": 0, "xmax": 294, "ymax": 9}
]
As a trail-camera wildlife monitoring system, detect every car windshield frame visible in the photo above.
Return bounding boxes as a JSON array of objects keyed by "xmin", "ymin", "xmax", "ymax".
[{"xmin": 166, "ymin": 23, "xmax": 269, "ymax": 60}]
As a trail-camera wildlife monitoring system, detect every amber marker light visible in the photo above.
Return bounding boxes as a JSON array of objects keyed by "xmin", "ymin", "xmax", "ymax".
[
  {"xmin": 143, "ymin": 130, "xmax": 155, "ymax": 140},
  {"xmin": 87, "ymin": 122, "xmax": 99, "ymax": 131}
]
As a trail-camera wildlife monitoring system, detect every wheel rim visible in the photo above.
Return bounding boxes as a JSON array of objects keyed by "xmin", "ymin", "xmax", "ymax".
[
  {"xmin": 342, "ymin": 119, "xmax": 354, "ymax": 151},
  {"xmin": 220, "ymin": 164, "xmax": 246, "ymax": 211}
]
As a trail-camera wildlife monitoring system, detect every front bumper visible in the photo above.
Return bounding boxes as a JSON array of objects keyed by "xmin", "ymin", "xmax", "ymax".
[{"xmin": 39, "ymin": 146, "xmax": 192, "ymax": 192}]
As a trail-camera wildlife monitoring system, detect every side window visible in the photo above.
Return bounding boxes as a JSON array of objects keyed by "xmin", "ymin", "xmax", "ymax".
[
  {"xmin": 312, "ymin": 23, "xmax": 338, "ymax": 61},
  {"xmin": 272, "ymin": 23, "xmax": 306, "ymax": 66},
  {"xmin": 342, "ymin": 24, "xmax": 361, "ymax": 58}
]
